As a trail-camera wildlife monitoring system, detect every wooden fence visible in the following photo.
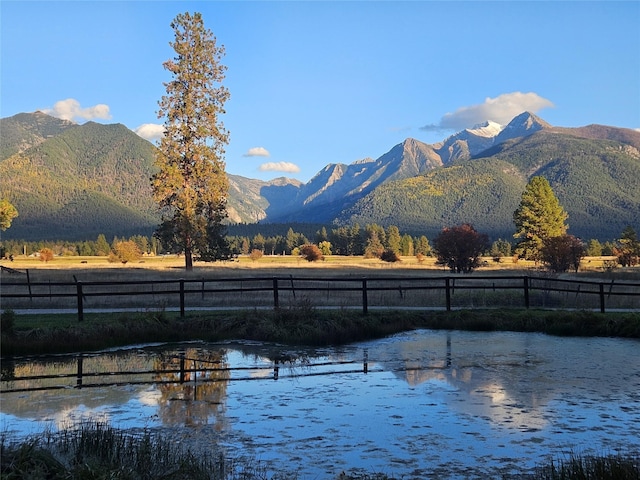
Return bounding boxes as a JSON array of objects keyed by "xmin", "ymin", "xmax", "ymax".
[{"xmin": 2, "ymin": 274, "xmax": 639, "ymax": 320}]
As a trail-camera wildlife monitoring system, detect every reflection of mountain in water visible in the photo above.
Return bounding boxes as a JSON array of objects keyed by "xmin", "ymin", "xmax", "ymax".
[{"xmin": 365, "ymin": 332, "xmax": 552, "ymax": 430}]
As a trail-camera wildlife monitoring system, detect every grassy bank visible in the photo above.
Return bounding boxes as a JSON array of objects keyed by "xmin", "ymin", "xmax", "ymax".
[
  {"xmin": 2, "ymin": 306, "xmax": 639, "ymax": 356},
  {"xmin": 2, "ymin": 423, "xmax": 638, "ymax": 480}
]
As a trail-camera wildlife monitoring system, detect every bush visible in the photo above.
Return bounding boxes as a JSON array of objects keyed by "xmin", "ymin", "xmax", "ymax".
[
  {"xmin": 0, "ymin": 309, "xmax": 15, "ymax": 335},
  {"xmin": 249, "ymin": 249, "xmax": 263, "ymax": 261},
  {"xmin": 39, "ymin": 248, "xmax": 54, "ymax": 262},
  {"xmin": 380, "ymin": 250, "xmax": 400, "ymax": 262},
  {"xmin": 300, "ymin": 244, "xmax": 324, "ymax": 262}
]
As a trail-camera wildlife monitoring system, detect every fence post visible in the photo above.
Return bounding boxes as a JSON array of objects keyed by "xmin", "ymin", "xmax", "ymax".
[
  {"xmin": 26, "ymin": 269, "xmax": 32, "ymax": 302},
  {"xmin": 599, "ymin": 283, "xmax": 605, "ymax": 313},
  {"xmin": 179, "ymin": 279, "xmax": 185, "ymax": 317},
  {"xmin": 362, "ymin": 278, "xmax": 368, "ymax": 315},
  {"xmin": 76, "ymin": 281, "xmax": 84, "ymax": 322},
  {"xmin": 273, "ymin": 277, "xmax": 279, "ymax": 309},
  {"xmin": 445, "ymin": 278, "xmax": 451, "ymax": 311},
  {"xmin": 523, "ymin": 276, "xmax": 530, "ymax": 309},
  {"xmin": 179, "ymin": 353, "xmax": 185, "ymax": 384},
  {"xmin": 76, "ymin": 354, "xmax": 83, "ymax": 388}
]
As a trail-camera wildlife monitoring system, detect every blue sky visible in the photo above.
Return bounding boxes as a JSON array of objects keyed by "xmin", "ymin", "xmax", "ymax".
[{"xmin": 2, "ymin": 1, "xmax": 639, "ymax": 182}]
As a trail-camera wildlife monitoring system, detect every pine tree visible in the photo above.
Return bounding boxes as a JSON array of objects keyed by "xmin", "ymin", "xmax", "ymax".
[
  {"xmin": 151, "ymin": 12, "xmax": 230, "ymax": 270},
  {"xmin": 513, "ymin": 176, "xmax": 568, "ymax": 262},
  {"xmin": 95, "ymin": 234, "xmax": 111, "ymax": 256},
  {"xmin": 385, "ymin": 225, "xmax": 401, "ymax": 254}
]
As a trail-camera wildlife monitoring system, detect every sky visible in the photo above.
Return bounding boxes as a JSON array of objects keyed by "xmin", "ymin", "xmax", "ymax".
[{"xmin": 1, "ymin": 1, "xmax": 639, "ymax": 183}]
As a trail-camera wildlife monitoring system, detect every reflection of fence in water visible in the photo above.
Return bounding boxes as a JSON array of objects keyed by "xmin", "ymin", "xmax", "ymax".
[
  {"xmin": 0, "ymin": 351, "xmax": 374, "ymax": 394},
  {"xmin": 1, "ymin": 275, "xmax": 639, "ymax": 316}
]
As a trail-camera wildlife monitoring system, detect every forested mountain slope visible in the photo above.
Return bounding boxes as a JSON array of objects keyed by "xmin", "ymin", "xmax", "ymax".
[
  {"xmin": 0, "ymin": 116, "xmax": 160, "ymax": 240},
  {"xmin": 1, "ymin": 111, "xmax": 638, "ymax": 242},
  {"xmin": 338, "ymin": 129, "xmax": 640, "ymax": 240}
]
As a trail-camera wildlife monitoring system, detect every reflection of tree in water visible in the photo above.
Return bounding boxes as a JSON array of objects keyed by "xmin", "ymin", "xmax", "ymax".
[{"xmin": 153, "ymin": 348, "xmax": 230, "ymax": 428}]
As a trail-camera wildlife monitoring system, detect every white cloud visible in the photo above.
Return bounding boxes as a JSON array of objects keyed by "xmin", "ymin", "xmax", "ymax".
[
  {"xmin": 259, "ymin": 161, "xmax": 301, "ymax": 173},
  {"xmin": 134, "ymin": 123, "xmax": 165, "ymax": 142},
  {"xmin": 244, "ymin": 147, "xmax": 270, "ymax": 157},
  {"xmin": 44, "ymin": 98, "xmax": 112, "ymax": 122},
  {"xmin": 422, "ymin": 92, "xmax": 554, "ymax": 131}
]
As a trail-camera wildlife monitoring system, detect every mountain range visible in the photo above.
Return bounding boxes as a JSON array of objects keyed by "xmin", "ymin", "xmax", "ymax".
[{"xmin": 1, "ymin": 110, "xmax": 638, "ymax": 242}]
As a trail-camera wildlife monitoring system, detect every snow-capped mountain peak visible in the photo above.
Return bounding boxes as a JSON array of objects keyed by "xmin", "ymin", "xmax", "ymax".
[{"xmin": 465, "ymin": 120, "xmax": 504, "ymax": 138}]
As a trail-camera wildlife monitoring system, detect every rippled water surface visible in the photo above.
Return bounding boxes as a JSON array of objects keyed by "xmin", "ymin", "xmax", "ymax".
[{"xmin": 2, "ymin": 330, "xmax": 639, "ymax": 478}]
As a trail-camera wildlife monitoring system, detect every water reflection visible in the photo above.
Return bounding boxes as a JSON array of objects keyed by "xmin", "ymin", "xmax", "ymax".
[{"xmin": 2, "ymin": 331, "xmax": 639, "ymax": 478}]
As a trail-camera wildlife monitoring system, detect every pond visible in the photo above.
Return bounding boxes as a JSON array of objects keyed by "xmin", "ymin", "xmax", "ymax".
[{"xmin": 1, "ymin": 330, "xmax": 639, "ymax": 478}]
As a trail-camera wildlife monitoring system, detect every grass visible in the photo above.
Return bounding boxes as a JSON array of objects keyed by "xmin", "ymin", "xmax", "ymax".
[
  {"xmin": 2, "ymin": 306, "xmax": 639, "ymax": 356},
  {"xmin": 1, "ymin": 422, "xmax": 232, "ymax": 480},
  {"xmin": 533, "ymin": 451, "xmax": 640, "ymax": 479},
  {"xmin": 2, "ymin": 253, "xmax": 633, "ymax": 276},
  {"xmin": 1, "ymin": 423, "xmax": 638, "ymax": 480}
]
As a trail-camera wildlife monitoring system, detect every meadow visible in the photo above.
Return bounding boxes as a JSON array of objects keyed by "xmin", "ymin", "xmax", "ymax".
[
  {"xmin": 2, "ymin": 253, "xmax": 639, "ymax": 356},
  {"xmin": 2, "ymin": 256, "xmax": 639, "ymax": 479}
]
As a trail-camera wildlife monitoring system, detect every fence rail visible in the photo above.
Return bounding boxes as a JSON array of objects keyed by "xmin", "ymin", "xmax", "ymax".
[{"xmin": 2, "ymin": 274, "xmax": 640, "ymax": 320}]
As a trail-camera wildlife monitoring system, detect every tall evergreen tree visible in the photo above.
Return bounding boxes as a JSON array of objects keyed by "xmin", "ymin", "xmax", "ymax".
[
  {"xmin": 386, "ymin": 225, "xmax": 401, "ymax": 254},
  {"xmin": 151, "ymin": 12, "xmax": 230, "ymax": 270},
  {"xmin": 513, "ymin": 176, "xmax": 568, "ymax": 262}
]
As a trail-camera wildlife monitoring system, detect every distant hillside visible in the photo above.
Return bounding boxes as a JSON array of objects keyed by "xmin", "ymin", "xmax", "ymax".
[
  {"xmin": 1, "ymin": 111, "xmax": 638, "ymax": 242},
  {"xmin": 339, "ymin": 128, "xmax": 640, "ymax": 240},
  {"xmin": 0, "ymin": 113, "xmax": 160, "ymax": 240},
  {"xmin": 0, "ymin": 111, "xmax": 75, "ymax": 160},
  {"xmin": 338, "ymin": 159, "xmax": 526, "ymax": 239},
  {"xmin": 475, "ymin": 130, "xmax": 640, "ymax": 239}
]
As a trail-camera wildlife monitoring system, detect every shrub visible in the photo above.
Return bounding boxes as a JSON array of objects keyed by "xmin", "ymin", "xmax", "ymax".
[
  {"xmin": 249, "ymin": 249, "xmax": 263, "ymax": 261},
  {"xmin": 300, "ymin": 244, "xmax": 324, "ymax": 262},
  {"xmin": 39, "ymin": 248, "xmax": 54, "ymax": 262},
  {"xmin": 0, "ymin": 309, "xmax": 15, "ymax": 335},
  {"xmin": 380, "ymin": 250, "xmax": 400, "ymax": 262}
]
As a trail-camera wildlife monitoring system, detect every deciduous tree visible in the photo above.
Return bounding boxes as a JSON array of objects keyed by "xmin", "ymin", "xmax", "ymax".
[
  {"xmin": 513, "ymin": 176, "xmax": 568, "ymax": 262},
  {"xmin": 614, "ymin": 226, "xmax": 640, "ymax": 267},
  {"xmin": 0, "ymin": 199, "xmax": 18, "ymax": 231},
  {"xmin": 151, "ymin": 12, "xmax": 231, "ymax": 270},
  {"xmin": 433, "ymin": 223, "xmax": 489, "ymax": 273},
  {"xmin": 541, "ymin": 234, "xmax": 585, "ymax": 273},
  {"xmin": 109, "ymin": 241, "xmax": 142, "ymax": 264}
]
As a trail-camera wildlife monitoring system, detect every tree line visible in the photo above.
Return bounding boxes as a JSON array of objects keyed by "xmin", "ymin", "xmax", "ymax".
[{"xmin": 1, "ymin": 220, "xmax": 638, "ymax": 271}]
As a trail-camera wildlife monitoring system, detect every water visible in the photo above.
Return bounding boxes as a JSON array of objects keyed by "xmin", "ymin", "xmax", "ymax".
[{"xmin": 1, "ymin": 330, "xmax": 639, "ymax": 479}]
